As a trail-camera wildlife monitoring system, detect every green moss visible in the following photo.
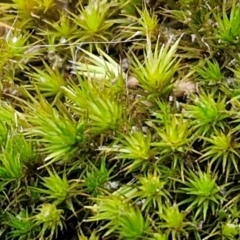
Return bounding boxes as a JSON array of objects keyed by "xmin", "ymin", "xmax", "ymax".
[{"xmin": 1, "ymin": 0, "xmax": 240, "ymax": 239}]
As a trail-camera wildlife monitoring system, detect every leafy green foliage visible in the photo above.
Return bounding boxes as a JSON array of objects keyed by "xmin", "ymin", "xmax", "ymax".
[
  {"xmin": 27, "ymin": 61, "xmax": 66, "ymax": 97},
  {"xmin": 178, "ymin": 170, "xmax": 224, "ymax": 221},
  {"xmin": 87, "ymin": 196, "xmax": 149, "ymax": 239},
  {"xmin": 184, "ymin": 92, "xmax": 229, "ymax": 137},
  {"xmin": 152, "ymin": 116, "xmax": 191, "ymax": 157},
  {"xmin": 200, "ymin": 131, "xmax": 240, "ymax": 181},
  {"xmin": 194, "ymin": 59, "xmax": 223, "ymax": 85},
  {"xmin": 84, "ymin": 158, "xmax": 110, "ymax": 196},
  {"xmin": 221, "ymin": 222, "xmax": 240, "ymax": 239},
  {"xmin": 134, "ymin": 172, "xmax": 171, "ymax": 213},
  {"xmin": 44, "ymin": 14, "xmax": 78, "ymax": 40},
  {"xmin": 122, "ymin": 6, "xmax": 159, "ymax": 39},
  {"xmin": 2, "ymin": 0, "xmax": 240, "ymax": 239},
  {"xmin": 23, "ymin": 96, "xmax": 86, "ymax": 165},
  {"xmin": 0, "ymin": 135, "xmax": 27, "ymax": 180},
  {"xmin": 214, "ymin": 0, "xmax": 240, "ymax": 45},
  {"xmin": 78, "ymin": 230, "xmax": 100, "ymax": 240},
  {"xmin": 159, "ymin": 205, "xmax": 194, "ymax": 240},
  {"xmin": 70, "ymin": 0, "xmax": 115, "ymax": 46},
  {"xmin": 71, "ymin": 48, "xmax": 125, "ymax": 82},
  {"xmin": 4, "ymin": 209, "xmax": 34, "ymax": 240},
  {"xmin": 114, "ymin": 131, "xmax": 154, "ymax": 172},
  {"xmin": 130, "ymin": 37, "xmax": 180, "ymax": 95},
  {"xmin": 34, "ymin": 168, "xmax": 82, "ymax": 213},
  {"xmin": 32, "ymin": 203, "xmax": 65, "ymax": 240},
  {"xmin": 63, "ymin": 79, "xmax": 124, "ymax": 134}
]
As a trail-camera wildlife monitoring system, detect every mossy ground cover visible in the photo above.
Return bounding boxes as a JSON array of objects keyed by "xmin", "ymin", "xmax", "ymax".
[{"xmin": 1, "ymin": 0, "xmax": 240, "ymax": 239}]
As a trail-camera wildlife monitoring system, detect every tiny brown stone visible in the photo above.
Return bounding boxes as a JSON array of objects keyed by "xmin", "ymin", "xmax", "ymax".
[
  {"xmin": 173, "ymin": 80, "xmax": 197, "ymax": 97},
  {"xmin": 127, "ymin": 76, "xmax": 139, "ymax": 89}
]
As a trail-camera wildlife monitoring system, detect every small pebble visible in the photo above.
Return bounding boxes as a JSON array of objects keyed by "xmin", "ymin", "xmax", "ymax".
[
  {"xmin": 127, "ymin": 76, "xmax": 139, "ymax": 89},
  {"xmin": 173, "ymin": 79, "xmax": 197, "ymax": 97}
]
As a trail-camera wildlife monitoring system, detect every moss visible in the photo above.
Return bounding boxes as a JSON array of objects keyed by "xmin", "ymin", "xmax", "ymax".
[{"xmin": 1, "ymin": 0, "xmax": 240, "ymax": 239}]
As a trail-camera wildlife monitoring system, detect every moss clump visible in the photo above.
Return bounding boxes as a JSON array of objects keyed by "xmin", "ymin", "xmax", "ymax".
[{"xmin": 1, "ymin": 0, "xmax": 240, "ymax": 239}]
